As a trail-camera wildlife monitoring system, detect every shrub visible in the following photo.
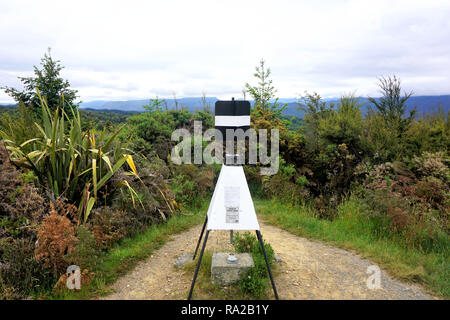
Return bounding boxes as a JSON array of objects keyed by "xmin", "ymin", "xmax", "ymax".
[
  {"xmin": 52, "ymin": 199, "xmax": 80, "ymax": 225},
  {"xmin": 262, "ymin": 159, "xmax": 310, "ymax": 205},
  {"xmin": 304, "ymin": 143, "xmax": 359, "ymax": 207},
  {"xmin": 312, "ymin": 195, "xmax": 339, "ymax": 219},
  {"xmin": 365, "ymin": 158, "xmax": 449, "ymax": 216},
  {"xmin": 364, "ymin": 76, "xmax": 415, "ymax": 162},
  {"xmin": 34, "ymin": 203, "xmax": 78, "ymax": 276},
  {"xmin": 414, "ymin": 180, "xmax": 446, "ymax": 210},
  {"xmin": 0, "ymin": 143, "xmax": 46, "ymax": 233},
  {"xmin": 358, "ymin": 171, "xmax": 448, "ymax": 251},
  {"xmin": 317, "ymin": 94, "xmax": 365, "ymax": 155},
  {"xmin": 404, "ymin": 107, "xmax": 449, "ymax": 155},
  {"xmin": 362, "ymin": 110, "xmax": 400, "ymax": 163},
  {"xmin": 244, "ymin": 166, "xmax": 264, "ymax": 198},
  {"xmin": 135, "ymin": 157, "xmax": 178, "ymax": 218},
  {"xmin": 320, "ymin": 143, "xmax": 357, "ymax": 200},
  {"xmin": 170, "ymin": 164, "xmax": 215, "ymax": 206},
  {"xmin": 89, "ymin": 207, "xmax": 128, "ymax": 248},
  {"xmin": 65, "ymin": 225, "xmax": 102, "ymax": 271},
  {"xmin": 0, "ymin": 237, "xmax": 52, "ymax": 299},
  {"xmin": 111, "ymin": 156, "xmax": 179, "ymax": 232},
  {"xmin": 120, "ymin": 108, "xmax": 192, "ymax": 157},
  {"xmin": 0, "ymin": 142, "xmax": 54, "ymax": 299},
  {"xmin": 0, "ymin": 103, "xmax": 41, "ymax": 152},
  {"xmin": 411, "ymin": 151, "xmax": 449, "ymax": 182}
]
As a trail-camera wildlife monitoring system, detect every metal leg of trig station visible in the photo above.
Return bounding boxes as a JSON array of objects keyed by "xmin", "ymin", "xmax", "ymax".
[
  {"xmin": 256, "ymin": 230, "xmax": 279, "ymax": 300},
  {"xmin": 188, "ymin": 230, "xmax": 210, "ymax": 300},
  {"xmin": 193, "ymin": 216, "xmax": 208, "ymax": 260}
]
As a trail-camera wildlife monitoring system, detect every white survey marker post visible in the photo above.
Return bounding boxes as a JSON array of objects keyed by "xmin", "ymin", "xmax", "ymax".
[
  {"xmin": 188, "ymin": 98, "xmax": 279, "ymax": 300},
  {"xmin": 205, "ymin": 98, "xmax": 259, "ymax": 231},
  {"xmin": 206, "ymin": 164, "xmax": 260, "ymax": 230}
]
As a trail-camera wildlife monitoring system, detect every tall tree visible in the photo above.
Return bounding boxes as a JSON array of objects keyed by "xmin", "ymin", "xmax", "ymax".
[{"xmin": 1, "ymin": 48, "xmax": 78, "ymax": 118}]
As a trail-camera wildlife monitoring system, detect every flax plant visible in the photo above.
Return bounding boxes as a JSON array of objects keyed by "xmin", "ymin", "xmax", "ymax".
[{"xmin": 1, "ymin": 89, "xmax": 142, "ymax": 223}]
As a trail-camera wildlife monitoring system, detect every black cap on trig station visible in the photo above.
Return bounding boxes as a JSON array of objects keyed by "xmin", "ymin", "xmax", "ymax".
[
  {"xmin": 214, "ymin": 98, "xmax": 250, "ymax": 138},
  {"xmin": 214, "ymin": 98, "xmax": 251, "ymax": 165}
]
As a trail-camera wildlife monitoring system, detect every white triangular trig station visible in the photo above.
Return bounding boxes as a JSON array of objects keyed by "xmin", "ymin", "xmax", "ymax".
[
  {"xmin": 187, "ymin": 99, "xmax": 278, "ymax": 300},
  {"xmin": 206, "ymin": 164, "xmax": 260, "ymax": 231}
]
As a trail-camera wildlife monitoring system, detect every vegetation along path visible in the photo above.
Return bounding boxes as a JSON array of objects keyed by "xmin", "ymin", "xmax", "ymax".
[{"xmin": 102, "ymin": 217, "xmax": 433, "ymax": 300}]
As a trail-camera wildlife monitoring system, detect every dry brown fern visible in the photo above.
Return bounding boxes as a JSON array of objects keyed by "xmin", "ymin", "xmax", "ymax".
[{"xmin": 34, "ymin": 202, "xmax": 77, "ymax": 275}]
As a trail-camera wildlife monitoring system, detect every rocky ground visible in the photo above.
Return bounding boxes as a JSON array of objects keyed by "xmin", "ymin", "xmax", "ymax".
[{"xmin": 102, "ymin": 219, "xmax": 434, "ymax": 300}]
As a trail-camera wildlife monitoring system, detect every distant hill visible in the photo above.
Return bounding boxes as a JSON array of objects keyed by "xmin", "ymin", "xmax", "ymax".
[
  {"xmin": 4, "ymin": 95, "xmax": 449, "ymax": 118},
  {"xmin": 280, "ymin": 95, "xmax": 450, "ymax": 118},
  {"xmin": 80, "ymin": 97, "xmax": 218, "ymax": 113},
  {"xmin": 0, "ymin": 103, "xmax": 18, "ymax": 108}
]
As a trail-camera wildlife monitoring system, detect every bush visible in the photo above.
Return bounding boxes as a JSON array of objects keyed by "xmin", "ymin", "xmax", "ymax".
[
  {"xmin": 261, "ymin": 158, "xmax": 310, "ymax": 205},
  {"xmin": 244, "ymin": 166, "xmax": 264, "ymax": 198},
  {"xmin": 89, "ymin": 207, "xmax": 129, "ymax": 248},
  {"xmin": 305, "ymin": 143, "xmax": 360, "ymax": 209},
  {"xmin": 0, "ymin": 103, "xmax": 41, "ymax": 152},
  {"xmin": 358, "ymin": 158, "xmax": 449, "ymax": 252},
  {"xmin": 365, "ymin": 157, "xmax": 449, "ymax": 216},
  {"xmin": 0, "ymin": 143, "xmax": 46, "ymax": 234},
  {"xmin": 404, "ymin": 107, "xmax": 449, "ymax": 155},
  {"xmin": 317, "ymin": 94, "xmax": 365, "ymax": 155},
  {"xmin": 0, "ymin": 237, "xmax": 52, "ymax": 299},
  {"xmin": 66, "ymin": 225, "xmax": 102, "ymax": 271},
  {"xmin": 170, "ymin": 164, "xmax": 215, "ymax": 206},
  {"xmin": 111, "ymin": 156, "xmax": 179, "ymax": 232},
  {"xmin": 34, "ymin": 203, "xmax": 78, "ymax": 276},
  {"xmin": 0, "ymin": 142, "xmax": 54, "ymax": 299},
  {"xmin": 322, "ymin": 143, "xmax": 358, "ymax": 198},
  {"xmin": 120, "ymin": 108, "xmax": 192, "ymax": 157},
  {"xmin": 411, "ymin": 151, "xmax": 449, "ymax": 182}
]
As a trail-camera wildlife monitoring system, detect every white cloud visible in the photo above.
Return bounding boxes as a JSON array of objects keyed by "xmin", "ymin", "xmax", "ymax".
[{"xmin": 0, "ymin": 0, "xmax": 449, "ymax": 103}]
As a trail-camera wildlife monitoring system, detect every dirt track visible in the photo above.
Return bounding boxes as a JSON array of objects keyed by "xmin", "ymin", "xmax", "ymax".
[{"xmin": 102, "ymin": 219, "xmax": 433, "ymax": 300}]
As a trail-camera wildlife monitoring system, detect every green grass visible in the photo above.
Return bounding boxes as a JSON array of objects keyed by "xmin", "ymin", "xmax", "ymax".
[
  {"xmin": 183, "ymin": 251, "xmax": 240, "ymax": 300},
  {"xmin": 46, "ymin": 202, "xmax": 207, "ymax": 300},
  {"xmin": 255, "ymin": 198, "xmax": 449, "ymax": 298},
  {"xmin": 43, "ymin": 196, "xmax": 448, "ymax": 299}
]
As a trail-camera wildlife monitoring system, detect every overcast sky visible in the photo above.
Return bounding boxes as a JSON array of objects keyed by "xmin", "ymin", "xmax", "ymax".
[{"xmin": 1, "ymin": 0, "xmax": 449, "ymax": 103}]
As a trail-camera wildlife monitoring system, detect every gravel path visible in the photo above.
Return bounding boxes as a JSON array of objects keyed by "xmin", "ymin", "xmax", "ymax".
[{"xmin": 102, "ymin": 219, "xmax": 433, "ymax": 300}]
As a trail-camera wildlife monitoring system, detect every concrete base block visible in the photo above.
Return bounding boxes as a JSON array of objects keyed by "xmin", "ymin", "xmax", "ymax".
[{"xmin": 211, "ymin": 252, "xmax": 254, "ymax": 286}]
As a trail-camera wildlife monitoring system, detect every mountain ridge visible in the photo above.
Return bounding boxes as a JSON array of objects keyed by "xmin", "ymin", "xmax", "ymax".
[
  {"xmin": 2, "ymin": 95, "xmax": 449, "ymax": 118},
  {"xmin": 78, "ymin": 95, "xmax": 450, "ymax": 118}
]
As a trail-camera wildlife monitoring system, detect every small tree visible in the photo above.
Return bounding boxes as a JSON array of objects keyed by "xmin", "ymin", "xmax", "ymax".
[
  {"xmin": 365, "ymin": 75, "xmax": 416, "ymax": 161},
  {"xmin": 201, "ymin": 91, "xmax": 211, "ymax": 113},
  {"xmin": 245, "ymin": 59, "xmax": 286, "ymax": 118},
  {"xmin": 368, "ymin": 75, "xmax": 415, "ymax": 135},
  {"xmin": 1, "ymin": 48, "xmax": 78, "ymax": 118},
  {"xmin": 143, "ymin": 96, "xmax": 165, "ymax": 112}
]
